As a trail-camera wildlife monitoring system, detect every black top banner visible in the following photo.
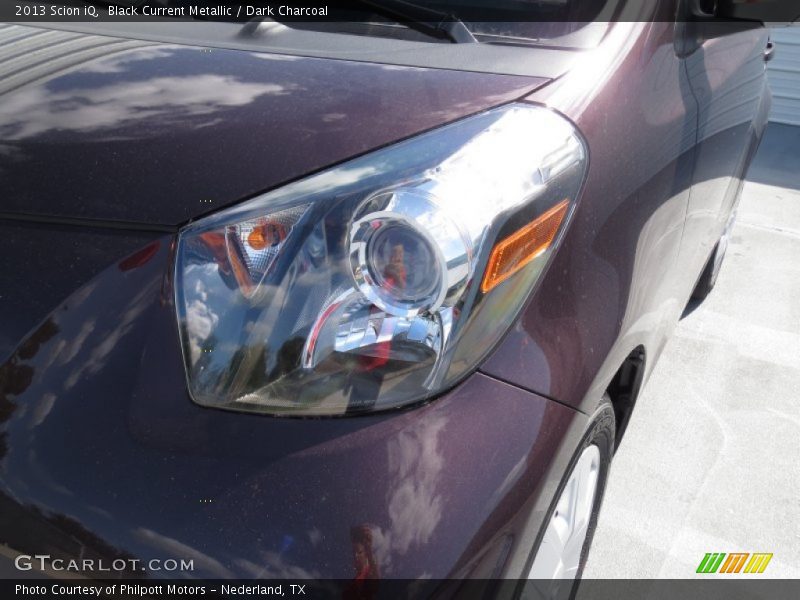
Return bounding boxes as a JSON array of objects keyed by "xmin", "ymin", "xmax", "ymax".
[{"xmin": 3, "ymin": 0, "xmax": 800, "ymax": 24}]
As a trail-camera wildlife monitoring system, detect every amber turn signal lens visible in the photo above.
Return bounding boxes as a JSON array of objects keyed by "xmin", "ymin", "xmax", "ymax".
[
  {"xmin": 247, "ymin": 226, "xmax": 268, "ymax": 250},
  {"xmin": 481, "ymin": 199, "xmax": 570, "ymax": 293}
]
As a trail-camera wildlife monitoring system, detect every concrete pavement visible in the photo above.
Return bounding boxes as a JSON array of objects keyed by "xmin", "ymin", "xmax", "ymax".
[{"xmin": 583, "ymin": 123, "xmax": 800, "ymax": 578}]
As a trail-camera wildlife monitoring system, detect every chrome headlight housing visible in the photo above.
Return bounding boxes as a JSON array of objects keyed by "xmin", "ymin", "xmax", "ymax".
[{"xmin": 175, "ymin": 104, "xmax": 587, "ymax": 416}]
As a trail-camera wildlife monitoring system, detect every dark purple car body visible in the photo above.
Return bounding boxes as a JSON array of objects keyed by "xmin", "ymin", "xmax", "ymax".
[{"xmin": 0, "ymin": 0, "xmax": 771, "ymax": 586}]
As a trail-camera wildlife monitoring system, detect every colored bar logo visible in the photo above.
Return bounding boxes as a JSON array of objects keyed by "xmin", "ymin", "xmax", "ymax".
[{"xmin": 696, "ymin": 553, "xmax": 773, "ymax": 574}]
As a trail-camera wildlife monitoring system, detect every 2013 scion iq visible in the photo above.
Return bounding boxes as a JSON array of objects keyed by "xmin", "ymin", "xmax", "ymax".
[{"xmin": 0, "ymin": 0, "xmax": 784, "ymax": 595}]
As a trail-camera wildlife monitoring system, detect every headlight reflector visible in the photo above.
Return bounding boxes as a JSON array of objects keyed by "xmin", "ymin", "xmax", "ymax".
[{"xmin": 349, "ymin": 188, "xmax": 472, "ymax": 317}]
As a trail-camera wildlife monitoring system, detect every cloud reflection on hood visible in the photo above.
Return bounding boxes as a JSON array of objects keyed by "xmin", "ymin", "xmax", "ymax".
[{"xmin": 0, "ymin": 73, "xmax": 294, "ymax": 140}]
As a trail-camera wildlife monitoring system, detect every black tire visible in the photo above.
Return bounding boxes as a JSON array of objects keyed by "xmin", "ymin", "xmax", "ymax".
[
  {"xmin": 571, "ymin": 398, "xmax": 615, "ymax": 582},
  {"xmin": 522, "ymin": 397, "xmax": 615, "ymax": 599}
]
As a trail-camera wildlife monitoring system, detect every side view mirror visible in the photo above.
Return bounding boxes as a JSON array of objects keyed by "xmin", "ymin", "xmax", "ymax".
[{"xmin": 691, "ymin": 0, "xmax": 800, "ymax": 23}]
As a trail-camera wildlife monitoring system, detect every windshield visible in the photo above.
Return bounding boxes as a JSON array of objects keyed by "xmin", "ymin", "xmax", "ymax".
[
  {"xmin": 302, "ymin": 0, "xmax": 621, "ymax": 48},
  {"xmin": 418, "ymin": 0, "xmax": 619, "ymax": 24},
  {"xmin": 26, "ymin": 0, "xmax": 621, "ymax": 49}
]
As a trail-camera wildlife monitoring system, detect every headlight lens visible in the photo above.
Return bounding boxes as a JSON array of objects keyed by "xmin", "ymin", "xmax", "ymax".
[{"xmin": 175, "ymin": 104, "xmax": 587, "ymax": 416}]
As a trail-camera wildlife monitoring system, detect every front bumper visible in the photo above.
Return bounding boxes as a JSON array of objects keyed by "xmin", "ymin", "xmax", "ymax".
[{"xmin": 0, "ymin": 229, "xmax": 584, "ymax": 580}]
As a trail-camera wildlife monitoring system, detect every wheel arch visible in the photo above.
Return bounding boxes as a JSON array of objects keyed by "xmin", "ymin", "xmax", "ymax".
[{"xmin": 605, "ymin": 345, "xmax": 647, "ymax": 449}]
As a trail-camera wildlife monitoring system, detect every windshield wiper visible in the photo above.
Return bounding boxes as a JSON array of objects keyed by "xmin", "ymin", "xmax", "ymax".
[{"xmin": 350, "ymin": 0, "xmax": 478, "ymax": 43}]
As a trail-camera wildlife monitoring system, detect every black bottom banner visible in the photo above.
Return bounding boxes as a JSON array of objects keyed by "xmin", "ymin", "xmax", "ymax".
[{"xmin": 4, "ymin": 579, "xmax": 800, "ymax": 600}]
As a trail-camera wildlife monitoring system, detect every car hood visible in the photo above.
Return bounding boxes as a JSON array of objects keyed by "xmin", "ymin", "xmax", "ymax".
[{"xmin": 0, "ymin": 24, "xmax": 549, "ymax": 227}]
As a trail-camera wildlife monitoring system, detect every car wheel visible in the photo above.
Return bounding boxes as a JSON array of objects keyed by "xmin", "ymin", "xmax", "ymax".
[
  {"xmin": 692, "ymin": 211, "xmax": 735, "ymax": 301},
  {"xmin": 524, "ymin": 398, "xmax": 615, "ymax": 598}
]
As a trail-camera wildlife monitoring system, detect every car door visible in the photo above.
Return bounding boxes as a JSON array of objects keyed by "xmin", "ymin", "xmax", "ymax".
[{"xmin": 677, "ymin": 18, "xmax": 771, "ymax": 289}]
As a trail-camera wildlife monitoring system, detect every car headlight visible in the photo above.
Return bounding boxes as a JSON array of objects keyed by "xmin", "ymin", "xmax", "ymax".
[{"xmin": 175, "ymin": 103, "xmax": 587, "ymax": 416}]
